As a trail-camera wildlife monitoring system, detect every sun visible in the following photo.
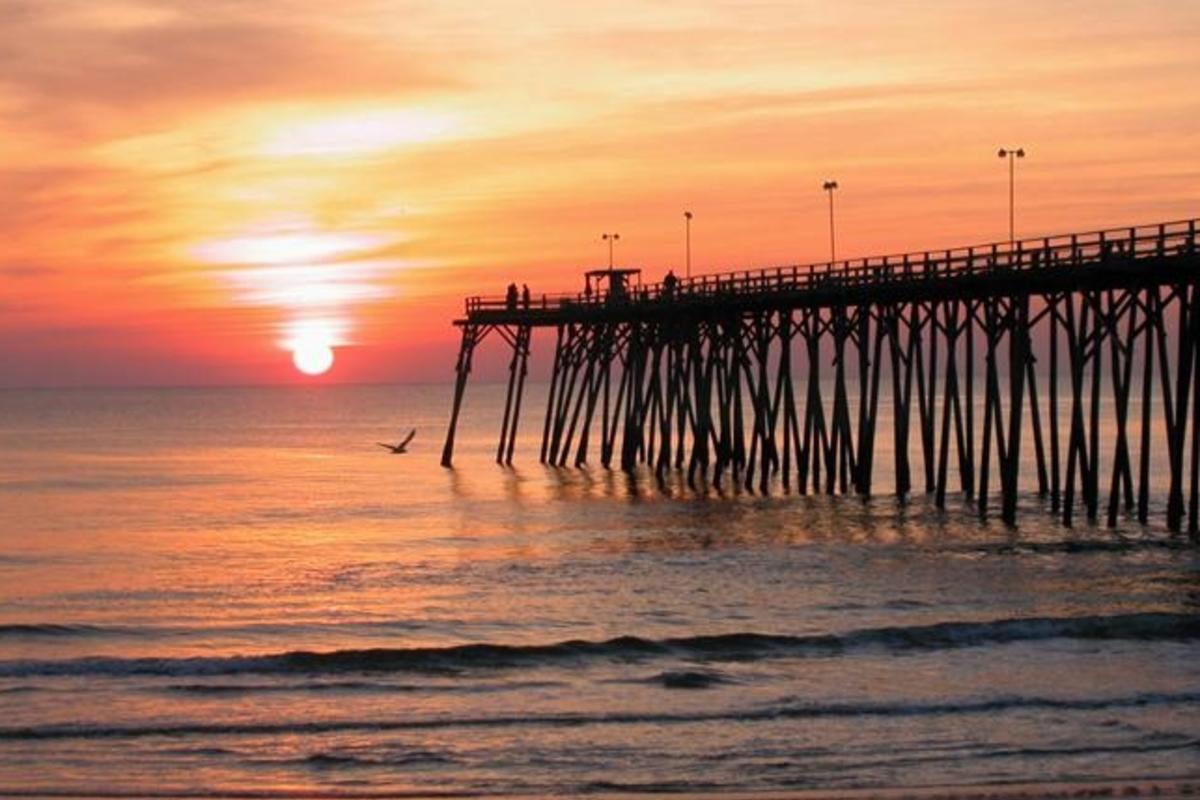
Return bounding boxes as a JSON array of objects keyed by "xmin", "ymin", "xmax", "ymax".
[
  {"xmin": 283, "ymin": 319, "xmax": 344, "ymax": 377},
  {"xmin": 292, "ymin": 341, "xmax": 335, "ymax": 376}
]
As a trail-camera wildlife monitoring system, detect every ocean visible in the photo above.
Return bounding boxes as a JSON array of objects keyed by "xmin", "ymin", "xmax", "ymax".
[{"xmin": 0, "ymin": 384, "xmax": 1197, "ymax": 798}]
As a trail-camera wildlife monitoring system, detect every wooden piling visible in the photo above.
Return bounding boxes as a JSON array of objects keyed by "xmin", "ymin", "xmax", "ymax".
[{"xmin": 441, "ymin": 325, "xmax": 480, "ymax": 468}]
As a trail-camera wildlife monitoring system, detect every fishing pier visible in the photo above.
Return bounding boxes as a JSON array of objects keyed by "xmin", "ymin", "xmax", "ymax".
[{"xmin": 441, "ymin": 218, "xmax": 1200, "ymax": 533}]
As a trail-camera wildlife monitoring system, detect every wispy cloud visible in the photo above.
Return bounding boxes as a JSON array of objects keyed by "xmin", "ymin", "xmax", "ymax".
[
  {"xmin": 0, "ymin": 1, "xmax": 456, "ymax": 138},
  {"xmin": 0, "ymin": 263, "xmax": 57, "ymax": 279}
]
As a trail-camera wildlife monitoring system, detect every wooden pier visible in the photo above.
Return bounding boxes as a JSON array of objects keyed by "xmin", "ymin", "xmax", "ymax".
[{"xmin": 441, "ymin": 218, "xmax": 1200, "ymax": 533}]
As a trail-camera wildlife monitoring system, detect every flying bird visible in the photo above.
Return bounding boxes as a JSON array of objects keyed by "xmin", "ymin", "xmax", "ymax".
[{"xmin": 378, "ymin": 429, "xmax": 416, "ymax": 454}]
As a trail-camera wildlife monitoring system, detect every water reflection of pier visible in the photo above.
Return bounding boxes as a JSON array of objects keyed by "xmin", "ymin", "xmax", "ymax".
[{"xmin": 442, "ymin": 219, "xmax": 1200, "ymax": 534}]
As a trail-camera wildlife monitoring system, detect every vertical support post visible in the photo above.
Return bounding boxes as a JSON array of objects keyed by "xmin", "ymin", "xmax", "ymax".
[
  {"xmin": 1168, "ymin": 285, "xmax": 1195, "ymax": 531},
  {"xmin": 1189, "ymin": 289, "xmax": 1200, "ymax": 537},
  {"xmin": 729, "ymin": 322, "xmax": 747, "ymax": 480},
  {"xmin": 965, "ymin": 300, "xmax": 976, "ymax": 497},
  {"xmin": 830, "ymin": 308, "xmax": 856, "ymax": 494},
  {"xmin": 1062, "ymin": 295, "xmax": 1090, "ymax": 527},
  {"xmin": 749, "ymin": 315, "xmax": 776, "ymax": 493},
  {"xmin": 688, "ymin": 324, "xmax": 715, "ymax": 490},
  {"xmin": 540, "ymin": 325, "xmax": 564, "ymax": 464},
  {"xmin": 800, "ymin": 311, "xmax": 825, "ymax": 494},
  {"xmin": 657, "ymin": 337, "xmax": 679, "ymax": 479},
  {"xmin": 1024, "ymin": 308, "xmax": 1049, "ymax": 498},
  {"xmin": 978, "ymin": 300, "xmax": 998, "ymax": 519},
  {"xmin": 600, "ymin": 337, "xmax": 613, "ymax": 464},
  {"xmin": 496, "ymin": 326, "xmax": 521, "ymax": 464},
  {"xmin": 504, "ymin": 326, "xmax": 532, "ymax": 465},
  {"xmin": 854, "ymin": 308, "xmax": 875, "ymax": 495},
  {"xmin": 1002, "ymin": 297, "xmax": 1029, "ymax": 525},
  {"xmin": 889, "ymin": 307, "xmax": 912, "ymax": 498},
  {"xmin": 644, "ymin": 336, "xmax": 665, "ymax": 469},
  {"xmin": 762, "ymin": 318, "xmax": 784, "ymax": 492},
  {"xmin": 779, "ymin": 312, "xmax": 797, "ymax": 492},
  {"xmin": 574, "ymin": 328, "xmax": 608, "ymax": 468},
  {"xmin": 1049, "ymin": 295, "xmax": 1061, "ymax": 511},
  {"xmin": 856, "ymin": 310, "xmax": 885, "ymax": 497},
  {"xmin": 675, "ymin": 338, "xmax": 693, "ymax": 471},
  {"xmin": 621, "ymin": 325, "xmax": 647, "ymax": 471},
  {"xmin": 1106, "ymin": 293, "xmax": 1136, "ymax": 526},
  {"xmin": 1152, "ymin": 289, "xmax": 1177, "ymax": 529},
  {"xmin": 711, "ymin": 331, "xmax": 731, "ymax": 488},
  {"xmin": 936, "ymin": 300, "xmax": 966, "ymax": 509},
  {"xmin": 1137, "ymin": 289, "xmax": 1155, "ymax": 523},
  {"xmin": 441, "ymin": 325, "xmax": 480, "ymax": 468},
  {"xmin": 549, "ymin": 328, "xmax": 584, "ymax": 465},
  {"xmin": 1086, "ymin": 292, "xmax": 1103, "ymax": 522},
  {"xmin": 559, "ymin": 329, "xmax": 596, "ymax": 466},
  {"xmin": 914, "ymin": 302, "xmax": 936, "ymax": 493}
]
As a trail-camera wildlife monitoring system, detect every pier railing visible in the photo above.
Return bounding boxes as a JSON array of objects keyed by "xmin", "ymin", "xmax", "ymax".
[{"xmin": 464, "ymin": 218, "xmax": 1198, "ymax": 316}]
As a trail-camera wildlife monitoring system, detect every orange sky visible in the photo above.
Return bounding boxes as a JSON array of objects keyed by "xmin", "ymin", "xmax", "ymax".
[{"xmin": 2, "ymin": 0, "xmax": 1197, "ymax": 386}]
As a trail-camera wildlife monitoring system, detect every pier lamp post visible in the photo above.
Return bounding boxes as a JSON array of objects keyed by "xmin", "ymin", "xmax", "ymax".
[
  {"xmin": 822, "ymin": 180, "xmax": 839, "ymax": 265},
  {"xmin": 602, "ymin": 232, "xmax": 620, "ymax": 270},
  {"xmin": 997, "ymin": 147, "xmax": 1025, "ymax": 251},
  {"xmin": 684, "ymin": 211, "xmax": 693, "ymax": 279}
]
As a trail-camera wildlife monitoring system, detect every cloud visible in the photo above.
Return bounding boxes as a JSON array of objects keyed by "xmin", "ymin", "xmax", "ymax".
[
  {"xmin": 0, "ymin": 164, "xmax": 145, "ymax": 228},
  {"xmin": 0, "ymin": 1, "xmax": 458, "ymax": 140},
  {"xmin": 0, "ymin": 263, "xmax": 57, "ymax": 279}
]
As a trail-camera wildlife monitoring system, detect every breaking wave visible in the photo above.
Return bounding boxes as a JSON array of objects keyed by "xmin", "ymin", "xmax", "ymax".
[
  {"xmin": 1, "ymin": 691, "xmax": 1198, "ymax": 741},
  {"xmin": 0, "ymin": 611, "xmax": 1193, "ymax": 679}
]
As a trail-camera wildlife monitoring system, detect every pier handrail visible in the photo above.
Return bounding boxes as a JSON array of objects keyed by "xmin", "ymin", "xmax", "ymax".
[{"xmin": 463, "ymin": 217, "xmax": 1198, "ymax": 316}]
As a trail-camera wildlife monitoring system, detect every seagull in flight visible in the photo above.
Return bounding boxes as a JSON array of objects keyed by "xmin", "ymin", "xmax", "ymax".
[{"xmin": 378, "ymin": 429, "xmax": 416, "ymax": 454}]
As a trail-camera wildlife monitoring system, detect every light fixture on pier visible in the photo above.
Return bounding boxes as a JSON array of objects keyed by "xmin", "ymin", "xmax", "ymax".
[
  {"xmin": 997, "ymin": 147, "xmax": 1026, "ymax": 250},
  {"xmin": 602, "ymin": 232, "xmax": 620, "ymax": 270},
  {"xmin": 683, "ymin": 211, "xmax": 693, "ymax": 279},
  {"xmin": 822, "ymin": 180, "xmax": 839, "ymax": 265}
]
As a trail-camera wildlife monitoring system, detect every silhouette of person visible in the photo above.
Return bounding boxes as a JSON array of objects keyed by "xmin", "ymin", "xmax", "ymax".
[
  {"xmin": 609, "ymin": 273, "xmax": 626, "ymax": 303},
  {"xmin": 521, "ymin": 283, "xmax": 530, "ymax": 308},
  {"xmin": 663, "ymin": 269, "xmax": 677, "ymax": 300},
  {"xmin": 506, "ymin": 282, "xmax": 518, "ymax": 310}
]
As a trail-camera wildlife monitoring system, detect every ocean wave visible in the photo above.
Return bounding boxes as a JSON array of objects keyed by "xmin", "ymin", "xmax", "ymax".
[
  {"xmin": 300, "ymin": 749, "xmax": 455, "ymax": 768},
  {"xmin": 652, "ymin": 669, "xmax": 735, "ymax": 689},
  {"xmin": 0, "ymin": 611, "xmax": 1193, "ymax": 678},
  {"xmin": 581, "ymin": 779, "xmax": 728, "ymax": 793},
  {"xmin": 162, "ymin": 678, "xmax": 565, "ymax": 695},
  {"xmin": 1, "ymin": 690, "xmax": 1197, "ymax": 741},
  {"xmin": 968, "ymin": 539, "xmax": 1193, "ymax": 556},
  {"xmin": 0, "ymin": 619, "xmax": 441, "ymax": 640},
  {"xmin": 0, "ymin": 623, "xmax": 144, "ymax": 639},
  {"xmin": 617, "ymin": 668, "xmax": 737, "ymax": 689}
]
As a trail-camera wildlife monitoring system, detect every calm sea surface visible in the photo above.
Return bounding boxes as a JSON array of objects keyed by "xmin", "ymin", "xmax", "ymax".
[{"xmin": 0, "ymin": 384, "xmax": 1197, "ymax": 798}]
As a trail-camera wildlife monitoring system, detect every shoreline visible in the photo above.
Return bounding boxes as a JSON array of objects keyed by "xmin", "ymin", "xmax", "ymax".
[{"xmin": 6, "ymin": 778, "xmax": 1199, "ymax": 800}]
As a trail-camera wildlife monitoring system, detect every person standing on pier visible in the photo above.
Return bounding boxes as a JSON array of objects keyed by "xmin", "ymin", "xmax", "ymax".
[
  {"xmin": 663, "ymin": 269, "xmax": 678, "ymax": 300},
  {"xmin": 521, "ymin": 283, "xmax": 530, "ymax": 309},
  {"xmin": 506, "ymin": 282, "xmax": 518, "ymax": 310}
]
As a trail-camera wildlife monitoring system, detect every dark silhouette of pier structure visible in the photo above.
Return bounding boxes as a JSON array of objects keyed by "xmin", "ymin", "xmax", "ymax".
[{"xmin": 441, "ymin": 219, "xmax": 1200, "ymax": 534}]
